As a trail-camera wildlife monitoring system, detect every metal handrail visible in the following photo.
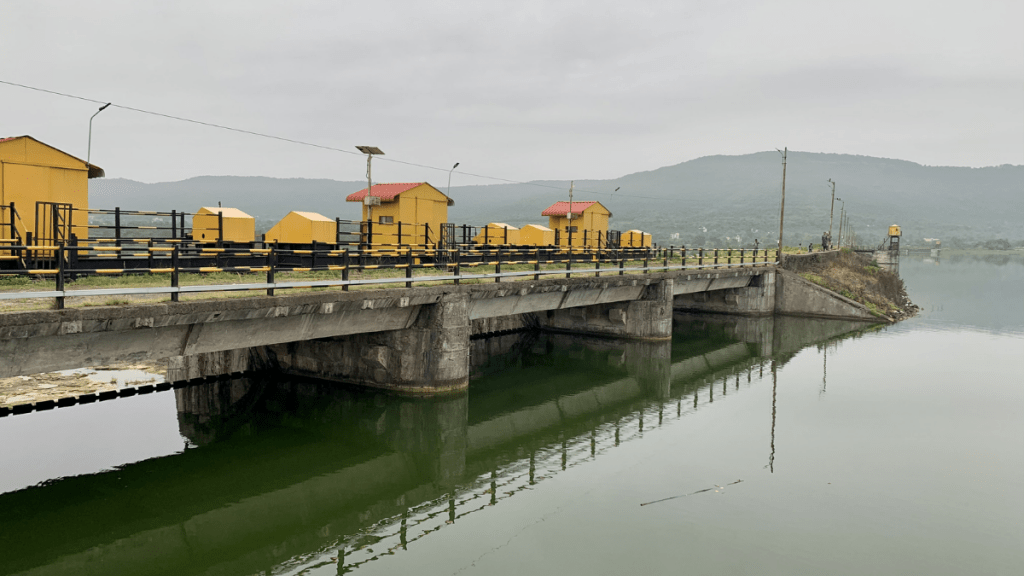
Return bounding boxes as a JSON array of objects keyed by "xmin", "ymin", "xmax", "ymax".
[
  {"xmin": 0, "ymin": 244, "xmax": 779, "ymax": 311},
  {"xmin": 0, "ymin": 259, "xmax": 779, "ymax": 302}
]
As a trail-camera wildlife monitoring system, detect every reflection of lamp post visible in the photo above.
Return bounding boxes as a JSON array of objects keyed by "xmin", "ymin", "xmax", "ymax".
[
  {"xmin": 447, "ymin": 162, "xmax": 459, "ymax": 197},
  {"xmin": 87, "ymin": 102, "xmax": 111, "ymax": 165},
  {"xmin": 356, "ymin": 146, "xmax": 384, "ymax": 224}
]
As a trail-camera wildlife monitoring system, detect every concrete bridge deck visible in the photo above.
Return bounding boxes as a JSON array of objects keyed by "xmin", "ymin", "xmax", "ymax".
[{"xmin": 0, "ymin": 261, "xmax": 883, "ymax": 392}]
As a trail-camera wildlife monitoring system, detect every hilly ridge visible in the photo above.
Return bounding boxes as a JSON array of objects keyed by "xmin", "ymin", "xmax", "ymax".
[{"xmin": 89, "ymin": 151, "xmax": 1023, "ymax": 248}]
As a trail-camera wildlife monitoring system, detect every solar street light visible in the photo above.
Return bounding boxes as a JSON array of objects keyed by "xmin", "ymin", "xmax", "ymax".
[{"xmin": 357, "ymin": 146, "xmax": 385, "ymax": 223}]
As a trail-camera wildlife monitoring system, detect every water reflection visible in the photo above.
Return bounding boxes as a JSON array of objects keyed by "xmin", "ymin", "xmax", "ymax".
[
  {"xmin": 900, "ymin": 252, "xmax": 1024, "ymax": 334},
  {"xmin": 0, "ymin": 314, "xmax": 876, "ymax": 576}
]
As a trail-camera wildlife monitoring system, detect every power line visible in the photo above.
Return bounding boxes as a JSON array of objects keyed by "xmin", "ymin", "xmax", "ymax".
[
  {"xmin": 0, "ymin": 80, "xmax": 363, "ymax": 157},
  {"xmin": 0, "ymin": 79, "xmax": 675, "ymax": 201}
]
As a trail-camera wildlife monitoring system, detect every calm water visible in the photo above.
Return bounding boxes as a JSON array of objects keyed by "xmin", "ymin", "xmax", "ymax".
[{"xmin": 0, "ymin": 253, "xmax": 1021, "ymax": 576}]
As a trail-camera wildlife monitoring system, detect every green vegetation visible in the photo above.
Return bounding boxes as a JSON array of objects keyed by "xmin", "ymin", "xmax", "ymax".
[{"xmin": 794, "ymin": 251, "xmax": 914, "ymax": 320}]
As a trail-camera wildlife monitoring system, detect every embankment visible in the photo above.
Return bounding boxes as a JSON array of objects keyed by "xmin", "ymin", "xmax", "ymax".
[{"xmin": 781, "ymin": 250, "xmax": 917, "ymax": 321}]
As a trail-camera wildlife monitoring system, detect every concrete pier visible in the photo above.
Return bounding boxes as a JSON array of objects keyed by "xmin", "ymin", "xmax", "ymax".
[{"xmin": 265, "ymin": 293, "xmax": 472, "ymax": 394}]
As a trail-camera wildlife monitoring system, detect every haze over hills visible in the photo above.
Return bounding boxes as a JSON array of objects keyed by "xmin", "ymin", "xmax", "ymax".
[{"xmin": 89, "ymin": 151, "xmax": 1023, "ymax": 248}]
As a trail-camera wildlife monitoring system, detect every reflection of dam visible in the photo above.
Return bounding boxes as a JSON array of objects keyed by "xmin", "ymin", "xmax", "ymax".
[{"xmin": 0, "ymin": 315, "xmax": 871, "ymax": 576}]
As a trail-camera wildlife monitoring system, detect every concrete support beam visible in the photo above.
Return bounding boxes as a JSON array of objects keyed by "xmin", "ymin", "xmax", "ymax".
[
  {"xmin": 470, "ymin": 313, "xmax": 537, "ymax": 336},
  {"xmin": 267, "ymin": 293, "xmax": 472, "ymax": 394},
  {"xmin": 673, "ymin": 271, "xmax": 775, "ymax": 316},
  {"xmin": 166, "ymin": 347, "xmax": 272, "ymax": 382},
  {"xmin": 537, "ymin": 279, "xmax": 673, "ymax": 340},
  {"xmin": 0, "ymin": 297, "xmax": 422, "ymax": 379}
]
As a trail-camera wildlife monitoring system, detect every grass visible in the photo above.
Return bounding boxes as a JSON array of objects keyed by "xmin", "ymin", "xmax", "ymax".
[
  {"xmin": 800, "ymin": 271, "xmax": 886, "ymax": 317},
  {"xmin": 795, "ymin": 250, "xmax": 912, "ymax": 320}
]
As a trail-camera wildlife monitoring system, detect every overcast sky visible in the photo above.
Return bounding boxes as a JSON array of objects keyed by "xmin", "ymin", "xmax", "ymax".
[{"xmin": 1, "ymin": 0, "xmax": 1021, "ymax": 185}]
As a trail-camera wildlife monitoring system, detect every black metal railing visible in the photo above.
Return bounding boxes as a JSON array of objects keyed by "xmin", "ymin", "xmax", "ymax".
[{"xmin": 0, "ymin": 243, "xmax": 779, "ymax": 310}]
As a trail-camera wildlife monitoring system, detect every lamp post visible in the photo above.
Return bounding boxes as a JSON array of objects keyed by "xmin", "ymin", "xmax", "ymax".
[
  {"xmin": 447, "ymin": 162, "xmax": 459, "ymax": 197},
  {"xmin": 827, "ymin": 179, "xmax": 836, "ymax": 248},
  {"xmin": 87, "ymin": 102, "xmax": 111, "ymax": 165},
  {"xmin": 836, "ymin": 198, "xmax": 845, "ymax": 247},
  {"xmin": 776, "ymin": 147, "xmax": 787, "ymax": 260},
  {"xmin": 356, "ymin": 146, "xmax": 384, "ymax": 225}
]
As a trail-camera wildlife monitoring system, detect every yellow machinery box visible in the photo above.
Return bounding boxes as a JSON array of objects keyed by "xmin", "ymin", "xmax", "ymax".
[
  {"xmin": 192, "ymin": 207, "xmax": 255, "ymax": 243},
  {"xmin": 265, "ymin": 211, "xmax": 335, "ymax": 245}
]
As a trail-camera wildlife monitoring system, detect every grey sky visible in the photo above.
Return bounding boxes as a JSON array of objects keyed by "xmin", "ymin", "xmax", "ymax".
[{"xmin": 1, "ymin": 0, "xmax": 1021, "ymax": 185}]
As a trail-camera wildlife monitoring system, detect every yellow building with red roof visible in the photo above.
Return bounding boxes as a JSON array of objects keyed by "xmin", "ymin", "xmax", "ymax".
[
  {"xmin": 541, "ymin": 200, "xmax": 612, "ymax": 248},
  {"xmin": 346, "ymin": 182, "xmax": 453, "ymax": 247}
]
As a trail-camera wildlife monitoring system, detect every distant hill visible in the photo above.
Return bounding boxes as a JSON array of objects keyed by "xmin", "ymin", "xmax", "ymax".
[{"xmin": 89, "ymin": 152, "xmax": 1023, "ymax": 248}]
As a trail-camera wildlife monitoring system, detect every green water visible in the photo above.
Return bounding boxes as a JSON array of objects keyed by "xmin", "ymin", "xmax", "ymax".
[{"xmin": 0, "ymin": 253, "xmax": 1021, "ymax": 575}]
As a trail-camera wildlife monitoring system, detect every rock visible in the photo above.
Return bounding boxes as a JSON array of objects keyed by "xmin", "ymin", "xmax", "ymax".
[{"xmin": 5, "ymin": 394, "xmax": 35, "ymax": 404}]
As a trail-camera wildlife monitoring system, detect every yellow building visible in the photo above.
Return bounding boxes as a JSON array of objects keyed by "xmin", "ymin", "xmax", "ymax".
[
  {"xmin": 621, "ymin": 230, "xmax": 652, "ymax": 248},
  {"xmin": 541, "ymin": 201, "xmax": 612, "ymax": 248},
  {"xmin": 265, "ymin": 211, "xmax": 335, "ymax": 245},
  {"xmin": 346, "ymin": 182, "xmax": 453, "ymax": 246},
  {"xmin": 192, "ymin": 207, "xmax": 255, "ymax": 244},
  {"xmin": 520, "ymin": 224, "xmax": 555, "ymax": 246},
  {"xmin": 0, "ymin": 135, "xmax": 103, "ymax": 245},
  {"xmin": 473, "ymin": 223, "xmax": 520, "ymax": 245}
]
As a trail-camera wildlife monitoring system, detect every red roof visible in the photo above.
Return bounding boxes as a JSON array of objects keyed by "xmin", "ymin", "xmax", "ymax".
[
  {"xmin": 0, "ymin": 136, "xmax": 21, "ymax": 143},
  {"xmin": 541, "ymin": 201, "xmax": 605, "ymax": 217},
  {"xmin": 346, "ymin": 182, "xmax": 454, "ymax": 206},
  {"xmin": 346, "ymin": 183, "xmax": 423, "ymax": 202}
]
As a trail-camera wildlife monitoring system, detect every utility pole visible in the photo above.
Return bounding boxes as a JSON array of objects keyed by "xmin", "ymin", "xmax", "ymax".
[
  {"xmin": 836, "ymin": 199, "xmax": 845, "ymax": 248},
  {"xmin": 827, "ymin": 179, "xmax": 836, "ymax": 247},
  {"xmin": 568, "ymin": 180, "xmax": 574, "ymax": 220},
  {"xmin": 567, "ymin": 180, "xmax": 574, "ymax": 248},
  {"xmin": 838, "ymin": 209, "xmax": 844, "ymax": 247},
  {"xmin": 776, "ymin": 148, "xmax": 787, "ymax": 259}
]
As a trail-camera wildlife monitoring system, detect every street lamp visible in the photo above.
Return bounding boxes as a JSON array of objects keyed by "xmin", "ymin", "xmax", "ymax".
[
  {"xmin": 447, "ymin": 162, "xmax": 459, "ymax": 197},
  {"xmin": 836, "ymin": 198, "xmax": 845, "ymax": 247},
  {"xmin": 87, "ymin": 102, "xmax": 111, "ymax": 165},
  {"xmin": 356, "ymin": 146, "xmax": 384, "ymax": 225},
  {"xmin": 827, "ymin": 179, "xmax": 836, "ymax": 248},
  {"xmin": 776, "ymin": 147, "xmax": 787, "ymax": 259}
]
